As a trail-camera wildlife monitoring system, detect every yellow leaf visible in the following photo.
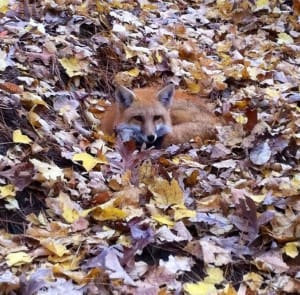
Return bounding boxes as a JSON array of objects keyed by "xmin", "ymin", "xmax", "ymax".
[
  {"xmin": 184, "ymin": 281, "xmax": 217, "ymax": 295},
  {"xmin": 283, "ymin": 242, "xmax": 299, "ymax": 258},
  {"xmin": 92, "ymin": 207, "xmax": 127, "ymax": 221},
  {"xmin": 255, "ymin": 0, "xmax": 269, "ymax": 10},
  {"xmin": 248, "ymin": 194, "xmax": 265, "ymax": 203},
  {"xmin": 217, "ymin": 0, "xmax": 233, "ymax": 14},
  {"xmin": 222, "ymin": 284, "xmax": 238, "ymax": 295},
  {"xmin": 217, "ymin": 42, "xmax": 232, "ymax": 53},
  {"xmin": 57, "ymin": 192, "xmax": 81, "ymax": 223},
  {"xmin": 26, "ymin": 18, "xmax": 45, "ymax": 34},
  {"xmin": 141, "ymin": 3, "xmax": 157, "ymax": 10},
  {"xmin": 243, "ymin": 272, "xmax": 263, "ymax": 281},
  {"xmin": 21, "ymin": 92, "xmax": 48, "ymax": 107},
  {"xmin": 291, "ymin": 173, "xmax": 300, "ymax": 189},
  {"xmin": 28, "ymin": 108, "xmax": 42, "ymax": 128},
  {"xmin": 155, "ymin": 50, "xmax": 163, "ymax": 63},
  {"xmin": 6, "ymin": 252, "xmax": 33, "ymax": 266},
  {"xmin": 205, "ymin": 267, "xmax": 224, "ymax": 284},
  {"xmin": 127, "ymin": 68, "xmax": 140, "ymax": 77},
  {"xmin": 63, "ymin": 207, "xmax": 80, "ymax": 224},
  {"xmin": 13, "ymin": 129, "xmax": 32, "ymax": 144},
  {"xmin": 234, "ymin": 114, "xmax": 248, "ymax": 125},
  {"xmin": 72, "ymin": 152, "xmax": 107, "ymax": 171},
  {"xmin": 124, "ymin": 45, "xmax": 136, "ymax": 59},
  {"xmin": 117, "ymin": 234, "xmax": 131, "ymax": 247},
  {"xmin": 173, "ymin": 205, "xmax": 196, "ymax": 221},
  {"xmin": 153, "ymin": 214, "xmax": 175, "ymax": 226},
  {"xmin": 185, "ymin": 79, "xmax": 201, "ymax": 94},
  {"xmin": 40, "ymin": 238, "xmax": 70, "ymax": 257},
  {"xmin": 96, "ymin": 2, "xmax": 109, "ymax": 13},
  {"xmin": 278, "ymin": 33, "xmax": 294, "ymax": 45},
  {"xmin": 243, "ymin": 272, "xmax": 263, "ymax": 290},
  {"xmin": 0, "ymin": 0, "xmax": 9, "ymax": 13},
  {"xmin": 149, "ymin": 178, "xmax": 184, "ymax": 207},
  {"xmin": 53, "ymin": 264, "xmax": 101, "ymax": 285},
  {"xmin": 265, "ymin": 88, "xmax": 280, "ymax": 100},
  {"xmin": 0, "ymin": 184, "xmax": 16, "ymax": 198},
  {"xmin": 59, "ymin": 57, "xmax": 83, "ymax": 77}
]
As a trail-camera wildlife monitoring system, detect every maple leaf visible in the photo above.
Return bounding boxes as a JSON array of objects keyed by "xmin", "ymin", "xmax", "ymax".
[
  {"xmin": 40, "ymin": 238, "xmax": 70, "ymax": 257},
  {"xmin": 85, "ymin": 247, "xmax": 135, "ymax": 285},
  {"xmin": 149, "ymin": 177, "xmax": 184, "ymax": 208},
  {"xmin": 72, "ymin": 152, "xmax": 107, "ymax": 171},
  {"xmin": 59, "ymin": 56, "xmax": 88, "ymax": 77}
]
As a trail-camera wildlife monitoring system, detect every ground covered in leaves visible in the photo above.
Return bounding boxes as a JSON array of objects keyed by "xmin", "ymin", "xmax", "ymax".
[{"xmin": 0, "ymin": 0, "xmax": 300, "ymax": 294}]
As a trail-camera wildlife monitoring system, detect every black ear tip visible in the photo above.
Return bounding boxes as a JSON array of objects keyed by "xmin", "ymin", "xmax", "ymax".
[
  {"xmin": 157, "ymin": 84, "xmax": 175, "ymax": 107},
  {"xmin": 115, "ymin": 85, "xmax": 135, "ymax": 108}
]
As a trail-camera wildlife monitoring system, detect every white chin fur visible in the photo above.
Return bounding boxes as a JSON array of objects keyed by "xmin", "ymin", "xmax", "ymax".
[{"xmin": 116, "ymin": 123, "xmax": 172, "ymax": 144}]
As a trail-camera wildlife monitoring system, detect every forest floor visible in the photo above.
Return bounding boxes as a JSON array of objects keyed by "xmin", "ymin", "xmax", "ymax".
[{"xmin": 0, "ymin": 1, "xmax": 299, "ymax": 294}]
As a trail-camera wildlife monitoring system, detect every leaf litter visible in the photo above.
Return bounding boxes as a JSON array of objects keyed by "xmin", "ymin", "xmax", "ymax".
[{"xmin": 0, "ymin": 0, "xmax": 299, "ymax": 294}]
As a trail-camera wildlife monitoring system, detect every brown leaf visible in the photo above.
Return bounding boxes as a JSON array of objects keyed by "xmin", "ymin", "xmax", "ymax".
[{"xmin": 0, "ymin": 82, "xmax": 23, "ymax": 94}]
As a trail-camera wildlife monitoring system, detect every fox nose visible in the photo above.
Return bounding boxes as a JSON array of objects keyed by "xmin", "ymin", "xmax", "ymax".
[{"xmin": 146, "ymin": 134, "xmax": 156, "ymax": 143}]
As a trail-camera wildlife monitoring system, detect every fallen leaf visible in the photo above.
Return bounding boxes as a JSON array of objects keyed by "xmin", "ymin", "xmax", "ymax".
[
  {"xmin": 149, "ymin": 178, "xmax": 184, "ymax": 207},
  {"xmin": 12, "ymin": 129, "xmax": 32, "ymax": 144},
  {"xmin": 255, "ymin": 0, "xmax": 270, "ymax": 11},
  {"xmin": 159, "ymin": 255, "xmax": 193, "ymax": 274},
  {"xmin": 283, "ymin": 242, "xmax": 299, "ymax": 258},
  {"xmin": 59, "ymin": 56, "xmax": 86, "ymax": 77},
  {"xmin": 30, "ymin": 158, "xmax": 64, "ymax": 181},
  {"xmin": 72, "ymin": 152, "xmax": 107, "ymax": 171},
  {"xmin": 173, "ymin": 205, "xmax": 196, "ymax": 221},
  {"xmin": 21, "ymin": 92, "xmax": 48, "ymax": 107},
  {"xmin": 0, "ymin": 82, "xmax": 23, "ymax": 94},
  {"xmin": 243, "ymin": 272, "xmax": 263, "ymax": 291},
  {"xmin": 127, "ymin": 68, "xmax": 140, "ymax": 77},
  {"xmin": 249, "ymin": 141, "xmax": 271, "ymax": 165},
  {"xmin": 40, "ymin": 238, "xmax": 70, "ymax": 257},
  {"xmin": 6, "ymin": 252, "xmax": 33, "ymax": 267},
  {"xmin": 92, "ymin": 206, "xmax": 127, "ymax": 221},
  {"xmin": 184, "ymin": 281, "xmax": 217, "ymax": 295},
  {"xmin": 0, "ymin": 184, "xmax": 16, "ymax": 198},
  {"xmin": 152, "ymin": 214, "xmax": 175, "ymax": 226},
  {"xmin": 278, "ymin": 33, "xmax": 294, "ymax": 45},
  {"xmin": 0, "ymin": 49, "xmax": 8, "ymax": 71},
  {"xmin": 0, "ymin": 0, "xmax": 9, "ymax": 13},
  {"xmin": 255, "ymin": 250, "xmax": 289, "ymax": 273}
]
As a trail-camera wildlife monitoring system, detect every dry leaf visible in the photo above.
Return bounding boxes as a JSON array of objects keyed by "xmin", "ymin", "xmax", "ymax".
[
  {"xmin": 12, "ymin": 129, "xmax": 32, "ymax": 144},
  {"xmin": 6, "ymin": 252, "xmax": 33, "ymax": 267}
]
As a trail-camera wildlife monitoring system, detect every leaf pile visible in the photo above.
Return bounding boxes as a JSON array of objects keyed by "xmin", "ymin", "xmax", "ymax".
[{"xmin": 0, "ymin": 1, "xmax": 299, "ymax": 294}]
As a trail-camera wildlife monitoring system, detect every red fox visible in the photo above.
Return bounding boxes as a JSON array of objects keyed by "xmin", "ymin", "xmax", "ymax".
[{"xmin": 101, "ymin": 84, "xmax": 220, "ymax": 148}]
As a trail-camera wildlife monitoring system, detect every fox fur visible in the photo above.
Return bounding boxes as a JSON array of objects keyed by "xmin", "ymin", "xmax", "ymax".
[{"xmin": 101, "ymin": 84, "xmax": 220, "ymax": 148}]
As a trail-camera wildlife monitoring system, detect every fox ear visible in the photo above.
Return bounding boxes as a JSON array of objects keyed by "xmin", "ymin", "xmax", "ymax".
[
  {"xmin": 157, "ymin": 84, "xmax": 174, "ymax": 107},
  {"xmin": 115, "ymin": 86, "xmax": 135, "ymax": 108}
]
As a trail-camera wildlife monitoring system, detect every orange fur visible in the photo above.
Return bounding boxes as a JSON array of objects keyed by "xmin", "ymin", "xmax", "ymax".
[{"xmin": 101, "ymin": 86, "xmax": 219, "ymax": 147}]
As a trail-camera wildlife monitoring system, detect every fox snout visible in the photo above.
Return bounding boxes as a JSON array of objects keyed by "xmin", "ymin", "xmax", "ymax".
[
  {"xmin": 146, "ymin": 134, "xmax": 156, "ymax": 143},
  {"xmin": 142, "ymin": 123, "xmax": 158, "ymax": 144}
]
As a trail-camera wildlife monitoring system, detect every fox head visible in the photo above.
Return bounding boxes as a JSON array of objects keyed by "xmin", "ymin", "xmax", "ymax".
[{"xmin": 114, "ymin": 84, "xmax": 174, "ymax": 147}]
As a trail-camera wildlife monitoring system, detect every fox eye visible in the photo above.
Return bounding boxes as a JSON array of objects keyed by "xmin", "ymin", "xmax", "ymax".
[
  {"xmin": 132, "ymin": 115, "xmax": 144, "ymax": 122},
  {"xmin": 154, "ymin": 115, "xmax": 163, "ymax": 121}
]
